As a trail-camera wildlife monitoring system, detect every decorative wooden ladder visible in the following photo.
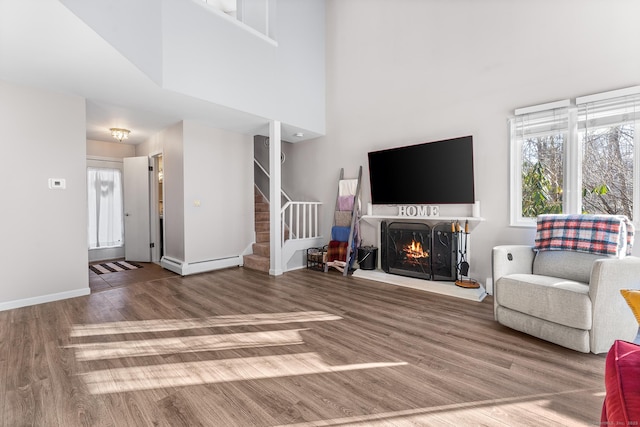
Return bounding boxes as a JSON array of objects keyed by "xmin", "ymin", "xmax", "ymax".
[{"xmin": 325, "ymin": 166, "xmax": 362, "ymax": 276}]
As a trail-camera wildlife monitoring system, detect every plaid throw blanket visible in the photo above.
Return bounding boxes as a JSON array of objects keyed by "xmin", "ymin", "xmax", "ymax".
[
  {"xmin": 327, "ymin": 240, "xmax": 349, "ymax": 262},
  {"xmin": 535, "ymin": 214, "xmax": 634, "ymax": 257}
]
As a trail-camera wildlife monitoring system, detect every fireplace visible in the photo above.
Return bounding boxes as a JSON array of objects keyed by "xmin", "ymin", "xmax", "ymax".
[{"xmin": 381, "ymin": 221, "xmax": 457, "ymax": 281}]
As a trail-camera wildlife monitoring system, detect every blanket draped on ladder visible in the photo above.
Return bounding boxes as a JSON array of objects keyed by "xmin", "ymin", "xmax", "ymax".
[{"xmin": 326, "ymin": 179, "xmax": 361, "ymax": 268}]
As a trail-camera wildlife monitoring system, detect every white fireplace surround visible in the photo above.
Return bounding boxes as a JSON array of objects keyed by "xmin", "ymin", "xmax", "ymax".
[{"xmin": 354, "ymin": 211, "xmax": 486, "ymax": 302}]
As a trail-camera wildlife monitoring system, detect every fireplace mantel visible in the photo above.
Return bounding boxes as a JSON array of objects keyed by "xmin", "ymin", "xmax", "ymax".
[{"xmin": 360, "ymin": 214, "xmax": 485, "ymax": 229}]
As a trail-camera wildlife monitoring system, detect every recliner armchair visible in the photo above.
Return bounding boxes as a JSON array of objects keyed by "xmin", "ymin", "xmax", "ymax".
[
  {"xmin": 493, "ymin": 245, "xmax": 640, "ymax": 353},
  {"xmin": 492, "ymin": 214, "xmax": 640, "ymax": 354}
]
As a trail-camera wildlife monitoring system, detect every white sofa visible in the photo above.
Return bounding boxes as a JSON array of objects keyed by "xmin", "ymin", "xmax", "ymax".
[{"xmin": 492, "ymin": 245, "xmax": 640, "ymax": 354}]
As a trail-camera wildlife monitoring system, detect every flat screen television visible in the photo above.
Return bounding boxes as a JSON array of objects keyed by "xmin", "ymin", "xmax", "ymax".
[{"xmin": 367, "ymin": 135, "xmax": 475, "ymax": 205}]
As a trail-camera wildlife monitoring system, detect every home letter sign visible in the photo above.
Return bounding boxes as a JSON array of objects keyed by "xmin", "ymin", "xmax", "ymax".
[{"xmin": 398, "ymin": 205, "xmax": 439, "ymax": 217}]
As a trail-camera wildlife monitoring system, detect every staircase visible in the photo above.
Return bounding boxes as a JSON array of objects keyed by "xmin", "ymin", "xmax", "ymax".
[
  {"xmin": 243, "ymin": 188, "xmax": 271, "ymax": 272},
  {"xmin": 243, "ymin": 183, "xmax": 323, "ymax": 273}
]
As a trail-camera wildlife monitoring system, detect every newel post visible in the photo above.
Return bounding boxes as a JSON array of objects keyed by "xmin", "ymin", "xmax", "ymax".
[{"xmin": 269, "ymin": 120, "xmax": 283, "ymax": 275}]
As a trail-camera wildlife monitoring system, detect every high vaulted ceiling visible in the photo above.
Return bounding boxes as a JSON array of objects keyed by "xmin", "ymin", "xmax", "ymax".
[{"xmin": 0, "ymin": 0, "xmax": 273, "ymax": 145}]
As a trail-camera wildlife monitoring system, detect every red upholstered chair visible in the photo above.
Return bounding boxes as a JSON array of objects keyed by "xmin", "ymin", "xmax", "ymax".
[{"xmin": 602, "ymin": 340, "xmax": 640, "ymax": 424}]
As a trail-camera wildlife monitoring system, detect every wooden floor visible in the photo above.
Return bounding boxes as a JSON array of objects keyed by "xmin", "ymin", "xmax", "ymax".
[
  {"xmin": 89, "ymin": 261, "xmax": 178, "ymax": 292},
  {"xmin": 1, "ymin": 266, "xmax": 607, "ymax": 426}
]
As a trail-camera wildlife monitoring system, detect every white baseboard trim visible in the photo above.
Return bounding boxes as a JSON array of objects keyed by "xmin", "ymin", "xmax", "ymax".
[
  {"xmin": 161, "ymin": 256, "xmax": 242, "ymax": 276},
  {"xmin": 0, "ymin": 287, "xmax": 91, "ymax": 312},
  {"xmin": 161, "ymin": 256, "xmax": 184, "ymax": 275},
  {"xmin": 88, "ymin": 246, "xmax": 125, "ymax": 263}
]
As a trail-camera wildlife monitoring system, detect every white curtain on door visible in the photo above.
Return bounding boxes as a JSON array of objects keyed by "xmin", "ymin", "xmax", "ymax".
[{"xmin": 88, "ymin": 167, "xmax": 124, "ymax": 249}]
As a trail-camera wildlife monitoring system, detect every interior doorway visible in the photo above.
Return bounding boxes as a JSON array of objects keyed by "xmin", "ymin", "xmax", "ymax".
[{"xmin": 150, "ymin": 153, "xmax": 164, "ymax": 263}]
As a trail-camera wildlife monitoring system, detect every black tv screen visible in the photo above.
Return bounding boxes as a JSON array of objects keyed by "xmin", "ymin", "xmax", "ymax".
[{"xmin": 367, "ymin": 136, "xmax": 475, "ymax": 205}]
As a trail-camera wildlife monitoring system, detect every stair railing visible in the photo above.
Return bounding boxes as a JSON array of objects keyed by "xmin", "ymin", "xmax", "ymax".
[
  {"xmin": 254, "ymin": 158, "xmax": 322, "ymax": 245},
  {"xmin": 254, "ymin": 159, "xmax": 292, "ymax": 203},
  {"xmin": 281, "ymin": 201, "xmax": 322, "ymax": 246},
  {"xmin": 198, "ymin": 0, "xmax": 273, "ymax": 40}
]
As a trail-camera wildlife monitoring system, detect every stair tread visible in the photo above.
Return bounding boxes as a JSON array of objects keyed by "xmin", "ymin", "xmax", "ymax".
[
  {"xmin": 244, "ymin": 253, "xmax": 269, "ymax": 260},
  {"xmin": 255, "ymin": 212, "xmax": 270, "ymax": 221},
  {"xmin": 243, "ymin": 254, "xmax": 270, "ymax": 272},
  {"xmin": 254, "ymin": 185, "xmax": 269, "ymax": 242},
  {"xmin": 252, "ymin": 242, "xmax": 270, "ymax": 257},
  {"xmin": 255, "ymin": 221, "xmax": 269, "ymax": 232}
]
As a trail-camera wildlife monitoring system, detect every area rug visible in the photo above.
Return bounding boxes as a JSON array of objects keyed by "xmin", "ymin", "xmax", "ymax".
[{"xmin": 89, "ymin": 261, "xmax": 143, "ymax": 275}]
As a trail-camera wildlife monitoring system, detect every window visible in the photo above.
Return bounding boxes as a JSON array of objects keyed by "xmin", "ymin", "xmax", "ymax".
[
  {"xmin": 578, "ymin": 95, "xmax": 638, "ymax": 220},
  {"xmin": 510, "ymin": 87, "xmax": 640, "ymax": 226},
  {"xmin": 87, "ymin": 167, "xmax": 124, "ymax": 249}
]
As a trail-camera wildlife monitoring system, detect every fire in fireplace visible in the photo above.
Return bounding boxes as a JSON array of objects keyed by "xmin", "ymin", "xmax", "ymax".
[
  {"xmin": 381, "ymin": 221, "xmax": 457, "ymax": 281},
  {"xmin": 403, "ymin": 239, "xmax": 429, "ymax": 264}
]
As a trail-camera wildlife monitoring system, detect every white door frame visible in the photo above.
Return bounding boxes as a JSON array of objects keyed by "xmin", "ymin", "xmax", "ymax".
[{"xmin": 149, "ymin": 153, "xmax": 164, "ymax": 263}]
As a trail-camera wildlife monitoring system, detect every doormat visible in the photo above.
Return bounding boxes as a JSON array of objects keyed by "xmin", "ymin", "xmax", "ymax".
[{"xmin": 89, "ymin": 261, "xmax": 143, "ymax": 275}]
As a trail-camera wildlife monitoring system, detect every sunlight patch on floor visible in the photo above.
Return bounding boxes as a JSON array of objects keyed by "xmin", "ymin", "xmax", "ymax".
[
  {"xmin": 67, "ymin": 329, "xmax": 309, "ymax": 361},
  {"xmin": 80, "ymin": 352, "xmax": 407, "ymax": 394},
  {"xmin": 70, "ymin": 310, "xmax": 405, "ymax": 396},
  {"xmin": 275, "ymin": 388, "xmax": 603, "ymax": 426},
  {"xmin": 70, "ymin": 311, "xmax": 342, "ymax": 337}
]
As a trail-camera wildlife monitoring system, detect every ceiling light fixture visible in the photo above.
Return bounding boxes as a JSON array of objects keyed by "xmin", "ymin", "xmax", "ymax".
[
  {"xmin": 294, "ymin": 132, "xmax": 304, "ymax": 138},
  {"xmin": 110, "ymin": 128, "xmax": 130, "ymax": 142}
]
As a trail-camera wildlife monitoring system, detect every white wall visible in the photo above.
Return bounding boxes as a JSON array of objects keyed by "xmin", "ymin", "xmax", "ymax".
[
  {"xmin": 0, "ymin": 80, "xmax": 89, "ymax": 309},
  {"xmin": 162, "ymin": 0, "xmax": 325, "ymax": 135},
  {"xmin": 87, "ymin": 139, "xmax": 135, "ymax": 159},
  {"xmin": 137, "ymin": 121, "xmax": 253, "ymax": 270},
  {"xmin": 287, "ymin": 0, "xmax": 640, "ymax": 286},
  {"xmin": 183, "ymin": 121, "xmax": 254, "ymax": 263},
  {"xmin": 273, "ymin": 0, "xmax": 325, "ymax": 136}
]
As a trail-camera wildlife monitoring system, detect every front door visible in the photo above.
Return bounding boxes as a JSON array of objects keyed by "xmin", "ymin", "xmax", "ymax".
[{"xmin": 123, "ymin": 156, "xmax": 151, "ymax": 262}]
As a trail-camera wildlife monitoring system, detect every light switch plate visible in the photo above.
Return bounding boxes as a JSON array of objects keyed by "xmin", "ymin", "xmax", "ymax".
[{"xmin": 48, "ymin": 178, "xmax": 66, "ymax": 189}]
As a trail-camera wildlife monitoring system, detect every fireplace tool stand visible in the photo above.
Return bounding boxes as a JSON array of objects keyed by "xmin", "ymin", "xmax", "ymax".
[{"xmin": 454, "ymin": 220, "xmax": 480, "ymax": 289}]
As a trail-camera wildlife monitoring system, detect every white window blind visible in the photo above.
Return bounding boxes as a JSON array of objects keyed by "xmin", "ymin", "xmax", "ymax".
[
  {"xmin": 577, "ymin": 93, "xmax": 640, "ymax": 128},
  {"xmin": 514, "ymin": 107, "xmax": 569, "ymax": 138}
]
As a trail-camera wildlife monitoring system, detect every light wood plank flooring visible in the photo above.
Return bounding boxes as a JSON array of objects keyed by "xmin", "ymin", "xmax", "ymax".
[
  {"xmin": 1, "ymin": 267, "xmax": 607, "ymax": 426},
  {"xmin": 89, "ymin": 261, "xmax": 178, "ymax": 292}
]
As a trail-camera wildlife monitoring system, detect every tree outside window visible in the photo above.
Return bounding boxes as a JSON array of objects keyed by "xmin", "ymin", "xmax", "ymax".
[
  {"xmin": 511, "ymin": 88, "xmax": 640, "ymax": 226},
  {"xmin": 581, "ymin": 124, "xmax": 634, "ymax": 220},
  {"xmin": 521, "ymin": 135, "xmax": 564, "ymax": 217}
]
